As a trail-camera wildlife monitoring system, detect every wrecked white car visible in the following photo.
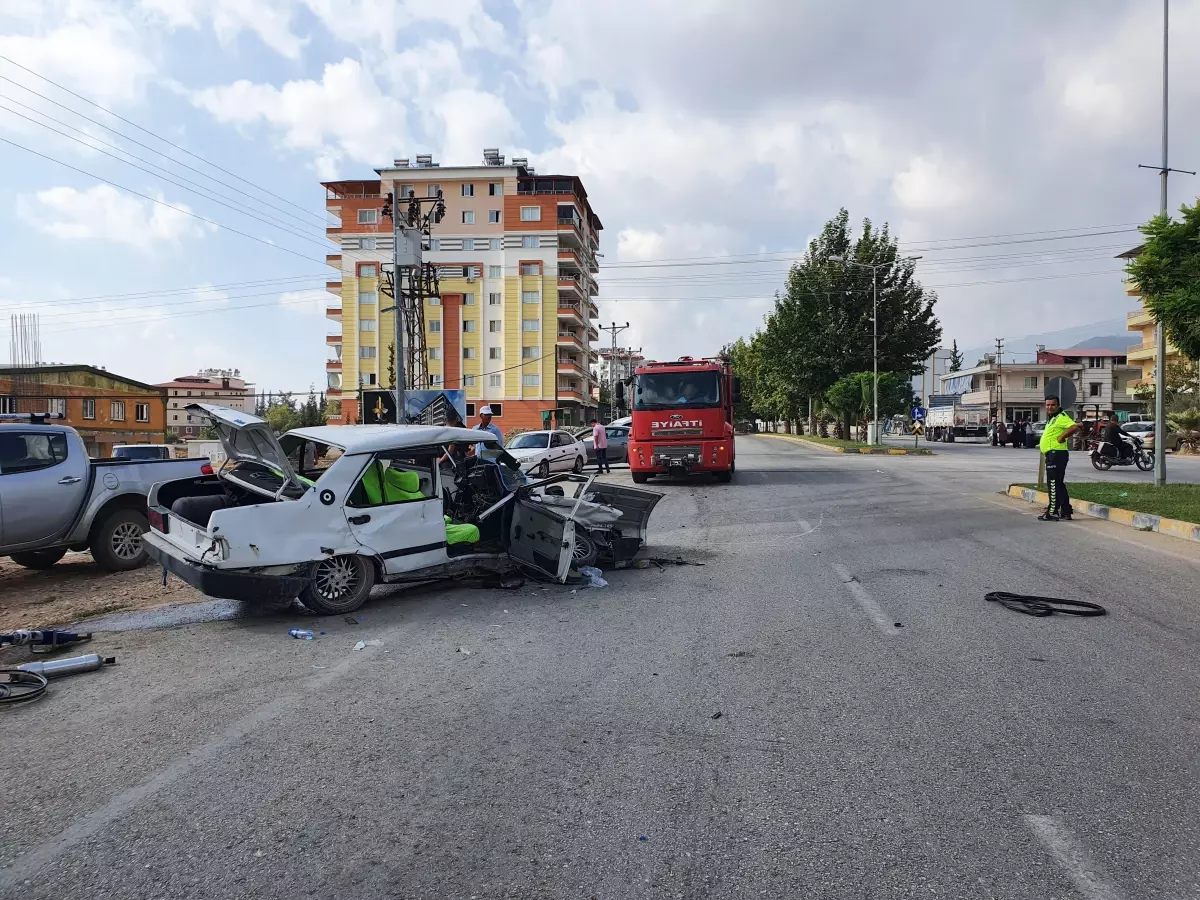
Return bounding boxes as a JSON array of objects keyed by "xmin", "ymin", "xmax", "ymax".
[{"xmin": 142, "ymin": 404, "xmax": 662, "ymax": 614}]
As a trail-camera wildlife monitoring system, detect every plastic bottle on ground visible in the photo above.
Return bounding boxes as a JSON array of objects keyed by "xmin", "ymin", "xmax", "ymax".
[{"xmin": 288, "ymin": 628, "xmax": 315, "ymax": 640}]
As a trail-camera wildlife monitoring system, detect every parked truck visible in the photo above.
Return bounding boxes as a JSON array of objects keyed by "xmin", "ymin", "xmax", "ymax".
[
  {"xmin": 925, "ymin": 405, "xmax": 989, "ymax": 442},
  {"xmin": 0, "ymin": 416, "xmax": 212, "ymax": 571},
  {"xmin": 627, "ymin": 356, "xmax": 740, "ymax": 483}
]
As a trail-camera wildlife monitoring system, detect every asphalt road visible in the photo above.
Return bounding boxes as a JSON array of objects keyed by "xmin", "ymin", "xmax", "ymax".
[{"xmin": 4, "ymin": 435, "xmax": 1200, "ymax": 899}]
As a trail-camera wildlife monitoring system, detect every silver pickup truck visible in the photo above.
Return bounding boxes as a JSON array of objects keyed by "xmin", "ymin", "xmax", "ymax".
[{"xmin": 0, "ymin": 419, "xmax": 212, "ymax": 571}]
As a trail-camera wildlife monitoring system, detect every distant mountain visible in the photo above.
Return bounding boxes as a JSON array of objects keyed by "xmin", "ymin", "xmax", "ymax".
[{"xmin": 959, "ymin": 318, "xmax": 1138, "ymax": 365}]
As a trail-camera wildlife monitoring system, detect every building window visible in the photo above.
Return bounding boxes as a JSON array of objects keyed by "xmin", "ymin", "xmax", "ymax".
[
  {"xmin": 430, "ymin": 375, "xmax": 442, "ymax": 385},
  {"xmin": 361, "ymin": 320, "xmax": 376, "ymax": 332},
  {"xmin": 357, "ymin": 209, "xmax": 378, "ymax": 224},
  {"xmin": 185, "ymin": 391, "xmax": 192, "ymax": 396},
  {"xmin": 489, "ymin": 347, "xmax": 502, "ymax": 360},
  {"xmin": 464, "ymin": 375, "xmax": 476, "ymax": 387},
  {"xmin": 489, "ymin": 375, "xmax": 502, "ymax": 387},
  {"xmin": 487, "ymin": 402, "xmax": 503, "ymax": 416},
  {"xmin": 400, "ymin": 183, "xmax": 415, "ymax": 198},
  {"xmin": 522, "ymin": 346, "xmax": 539, "ymax": 358},
  {"xmin": 462, "ymin": 238, "xmax": 475, "ymax": 252},
  {"xmin": 488, "ymin": 265, "xmax": 501, "ymax": 279},
  {"xmin": 47, "ymin": 397, "xmax": 66, "ymax": 415},
  {"xmin": 522, "ymin": 235, "xmax": 538, "ymax": 249},
  {"xmin": 1089, "ymin": 357, "xmax": 1104, "ymax": 369},
  {"xmin": 462, "ymin": 183, "xmax": 475, "ymax": 197},
  {"xmin": 1089, "ymin": 382, "xmax": 1102, "ymax": 397},
  {"xmin": 362, "ymin": 237, "xmax": 377, "ymax": 250},
  {"xmin": 490, "ymin": 238, "xmax": 502, "ymax": 250},
  {"xmin": 359, "ymin": 292, "xmax": 377, "ymax": 305},
  {"xmin": 522, "ymin": 374, "xmax": 540, "ymax": 387},
  {"xmin": 520, "ymin": 206, "xmax": 541, "ymax": 222},
  {"xmin": 520, "ymin": 263, "xmax": 541, "ymax": 276},
  {"xmin": 359, "ymin": 265, "xmax": 377, "ymax": 278},
  {"xmin": 111, "ymin": 400, "xmax": 126, "ymax": 421},
  {"xmin": 463, "ymin": 320, "xmax": 476, "ymax": 333},
  {"xmin": 488, "ymin": 292, "xmax": 502, "ymax": 305},
  {"xmin": 429, "ymin": 347, "xmax": 441, "ymax": 360},
  {"xmin": 522, "ymin": 291, "xmax": 540, "ymax": 304},
  {"xmin": 463, "ymin": 347, "xmax": 476, "ymax": 360},
  {"xmin": 489, "ymin": 210, "xmax": 501, "ymax": 224},
  {"xmin": 489, "ymin": 319, "xmax": 502, "ymax": 332},
  {"xmin": 367, "ymin": 373, "xmax": 377, "ymax": 385},
  {"xmin": 522, "ymin": 319, "xmax": 540, "ymax": 332},
  {"xmin": 0, "ymin": 397, "xmax": 15, "ymax": 414},
  {"xmin": 427, "ymin": 184, "xmax": 441, "ymax": 198},
  {"xmin": 1023, "ymin": 376, "xmax": 1038, "ymax": 389},
  {"xmin": 489, "ymin": 182, "xmax": 501, "ymax": 196},
  {"xmin": 429, "ymin": 319, "xmax": 441, "ymax": 333},
  {"xmin": 462, "ymin": 210, "xmax": 475, "ymax": 225},
  {"xmin": 136, "ymin": 403, "xmax": 150, "ymax": 423},
  {"xmin": 82, "ymin": 399, "xmax": 95, "ymax": 419},
  {"xmin": 360, "ymin": 346, "xmax": 377, "ymax": 359},
  {"xmin": 429, "ymin": 239, "xmax": 440, "ymax": 252}
]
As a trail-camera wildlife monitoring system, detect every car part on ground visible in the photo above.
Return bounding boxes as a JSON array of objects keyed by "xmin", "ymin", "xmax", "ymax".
[{"xmin": 985, "ymin": 591, "xmax": 1106, "ymax": 617}]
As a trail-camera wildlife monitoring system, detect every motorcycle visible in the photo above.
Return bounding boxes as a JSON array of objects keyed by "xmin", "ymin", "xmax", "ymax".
[{"xmin": 1090, "ymin": 433, "xmax": 1153, "ymax": 472}]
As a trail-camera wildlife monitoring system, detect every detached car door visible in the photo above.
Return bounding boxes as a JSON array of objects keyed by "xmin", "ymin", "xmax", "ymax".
[
  {"xmin": 508, "ymin": 497, "xmax": 574, "ymax": 582},
  {"xmin": 0, "ymin": 429, "xmax": 87, "ymax": 549},
  {"xmin": 576, "ymin": 482, "xmax": 662, "ymax": 544},
  {"xmin": 343, "ymin": 451, "xmax": 449, "ymax": 575}
]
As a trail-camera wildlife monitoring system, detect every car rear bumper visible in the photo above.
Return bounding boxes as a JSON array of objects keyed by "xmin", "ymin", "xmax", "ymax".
[{"xmin": 144, "ymin": 533, "xmax": 306, "ymax": 602}]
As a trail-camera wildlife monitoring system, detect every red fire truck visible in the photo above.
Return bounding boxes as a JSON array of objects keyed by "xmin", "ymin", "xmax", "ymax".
[{"xmin": 627, "ymin": 356, "xmax": 740, "ymax": 483}]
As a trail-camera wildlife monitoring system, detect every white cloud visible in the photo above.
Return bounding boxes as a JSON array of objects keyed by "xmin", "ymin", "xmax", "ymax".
[
  {"xmin": 16, "ymin": 184, "xmax": 209, "ymax": 248},
  {"xmin": 138, "ymin": 0, "xmax": 307, "ymax": 59},
  {"xmin": 191, "ymin": 59, "xmax": 409, "ymax": 179},
  {"xmin": 299, "ymin": 0, "xmax": 506, "ymax": 51},
  {"xmin": 279, "ymin": 288, "xmax": 330, "ymax": 315}
]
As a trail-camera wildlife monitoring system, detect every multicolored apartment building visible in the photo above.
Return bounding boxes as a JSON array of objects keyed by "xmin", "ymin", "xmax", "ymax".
[{"xmin": 323, "ymin": 150, "xmax": 602, "ymax": 435}]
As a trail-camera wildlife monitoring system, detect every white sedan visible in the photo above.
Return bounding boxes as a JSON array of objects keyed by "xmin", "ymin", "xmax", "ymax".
[{"xmin": 505, "ymin": 430, "xmax": 587, "ymax": 478}]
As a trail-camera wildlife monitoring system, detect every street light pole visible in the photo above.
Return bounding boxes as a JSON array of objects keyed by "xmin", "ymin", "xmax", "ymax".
[{"xmin": 829, "ymin": 254, "xmax": 921, "ymax": 444}]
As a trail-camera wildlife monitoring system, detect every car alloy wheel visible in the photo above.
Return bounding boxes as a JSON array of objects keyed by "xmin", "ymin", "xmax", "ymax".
[
  {"xmin": 313, "ymin": 556, "xmax": 362, "ymax": 600},
  {"xmin": 111, "ymin": 521, "xmax": 144, "ymax": 560},
  {"xmin": 301, "ymin": 554, "xmax": 375, "ymax": 615}
]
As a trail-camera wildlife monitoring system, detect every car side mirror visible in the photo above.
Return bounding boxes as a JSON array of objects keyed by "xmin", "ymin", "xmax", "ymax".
[
  {"xmin": 732, "ymin": 376, "xmax": 742, "ymax": 405},
  {"xmin": 615, "ymin": 381, "xmax": 625, "ymax": 405}
]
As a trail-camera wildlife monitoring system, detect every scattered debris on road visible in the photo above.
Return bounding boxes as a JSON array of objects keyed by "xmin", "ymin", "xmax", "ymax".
[
  {"xmin": 289, "ymin": 629, "xmax": 315, "ymax": 640},
  {"xmin": 352, "ymin": 639, "xmax": 382, "ymax": 651},
  {"xmin": 456, "ymin": 646, "xmax": 471, "ymax": 656},
  {"xmin": 579, "ymin": 566, "xmax": 608, "ymax": 588},
  {"xmin": 710, "ymin": 711, "xmax": 723, "ymax": 720},
  {"xmin": 985, "ymin": 591, "xmax": 1107, "ymax": 618}
]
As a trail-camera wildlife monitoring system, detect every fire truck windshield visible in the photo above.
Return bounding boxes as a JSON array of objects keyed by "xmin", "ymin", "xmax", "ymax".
[{"xmin": 634, "ymin": 371, "xmax": 721, "ymax": 410}]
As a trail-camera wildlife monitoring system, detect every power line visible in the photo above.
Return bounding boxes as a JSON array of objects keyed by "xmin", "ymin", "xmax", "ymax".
[
  {"xmin": 0, "ymin": 134, "xmax": 331, "ymax": 265},
  {"xmin": 0, "ymin": 99, "xmax": 332, "ymax": 249},
  {"xmin": 0, "ymin": 274, "xmax": 330, "ymax": 311},
  {"xmin": 0, "ymin": 91, "xmax": 330, "ymax": 237},
  {"xmin": 0, "ymin": 54, "xmax": 326, "ymax": 225},
  {"xmin": 13, "ymin": 286, "xmax": 330, "ymax": 322}
]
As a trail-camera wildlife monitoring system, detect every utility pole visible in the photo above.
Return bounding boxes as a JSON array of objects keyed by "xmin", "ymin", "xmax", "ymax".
[
  {"xmin": 1138, "ymin": 0, "xmax": 1194, "ymax": 486},
  {"xmin": 600, "ymin": 322, "xmax": 629, "ymax": 412},
  {"xmin": 380, "ymin": 186, "xmax": 445, "ymax": 424},
  {"xmin": 995, "ymin": 338, "xmax": 1005, "ymax": 427}
]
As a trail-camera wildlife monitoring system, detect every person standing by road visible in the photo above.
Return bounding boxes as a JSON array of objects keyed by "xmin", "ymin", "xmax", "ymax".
[
  {"xmin": 1039, "ymin": 396, "xmax": 1082, "ymax": 522},
  {"xmin": 472, "ymin": 406, "xmax": 503, "ymax": 457},
  {"xmin": 590, "ymin": 418, "xmax": 610, "ymax": 474}
]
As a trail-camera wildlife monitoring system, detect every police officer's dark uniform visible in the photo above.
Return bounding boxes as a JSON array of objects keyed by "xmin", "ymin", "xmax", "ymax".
[{"xmin": 1039, "ymin": 405, "xmax": 1078, "ymax": 521}]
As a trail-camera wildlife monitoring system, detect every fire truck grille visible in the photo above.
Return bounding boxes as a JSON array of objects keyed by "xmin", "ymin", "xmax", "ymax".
[{"xmin": 651, "ymin": 428, "xmax": 704, "ymax": 437}]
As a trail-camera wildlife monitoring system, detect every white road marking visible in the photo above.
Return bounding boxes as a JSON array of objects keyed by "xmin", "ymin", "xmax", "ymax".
[
  {"xmin": 0, "ymin": 640, "xmax": 393, "ymax": 891},
  {"xmin": 831, "ymin": 563, "xmax": 900, "ymax": 635},
  {"xmin": 1024, "ymin": 814, "xmax": 1125, "ymax": 900}
]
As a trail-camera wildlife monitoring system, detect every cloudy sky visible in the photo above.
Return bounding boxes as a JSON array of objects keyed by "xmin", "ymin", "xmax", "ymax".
[{"xmin": 1, "ymin": 0, "xmax": 1198, "ymax": 392}]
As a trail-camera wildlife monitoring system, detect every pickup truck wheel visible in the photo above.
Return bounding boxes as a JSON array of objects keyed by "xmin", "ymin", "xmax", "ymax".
[
  {"xmin": 300, "ymin": 555, "xmax": 374, "ymax": 615},
  {"xmin": 10, "ymin": 548, "xmax": 67, "ymax": 570},
  {"xmin": 631, "ymin": 472, "xmax": 649, "ymax": 484},
  {"xmin": 91, "ymin": 509, "xmax": 149, "ymax": 572}
]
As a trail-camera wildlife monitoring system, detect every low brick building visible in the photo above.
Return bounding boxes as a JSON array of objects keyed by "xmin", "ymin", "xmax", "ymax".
[{"xmin": 0, "ymin": 365, "xmax": 167, "ymax": 457}]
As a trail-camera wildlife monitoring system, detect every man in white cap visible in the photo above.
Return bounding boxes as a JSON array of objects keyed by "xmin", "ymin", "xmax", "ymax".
[{"xmin": 473, "ymin": 405, "xmax": 503, "ymax": 457}]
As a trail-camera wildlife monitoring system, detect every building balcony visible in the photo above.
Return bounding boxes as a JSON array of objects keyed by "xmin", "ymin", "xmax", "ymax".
[
  {"xmin": 327, "ymin": 281, "xmax": 343, "ymax": 296},
  {"xmin": 557, "ymin": 302, "xmax": 586, "ymax": 327},
  {"xmin": 587, "ymin": 299, "xmax": 599, "ymax": 319},
  {"xmin": 1127, "ymin": 306, "xmax": 1154, "ymax": 328},
  {"xmin": 326, "ymin": 254, "xmax": 342, "ymax": 267},
  {"xmin": 558, "ymin": 387, "xmax": 584, "ymax": 402},
  {"xmin": 326, "ymin": 360, "xmax": 342, "ymax": 371},
  {"xmin": 1124, "ymin": 278, "xmax": 1141, "ymax": 297},
  {"xmin": 326, "ymin": 307, "xmax": 342, "ymax": 321},
  {"xmin": 326, "ymin": 334, "xmax": 342, "ymax": 345},
  {"xmin": 1126, "ymin": 341, "xmax": 1157, "ymax": 363},
  {"xmin": 556, "ymin": 331, "xmax": 584, "ymax": 351},
  {"xmin": 557, "ymin": 359, "xmax": 585, "ymax": 375},
  {"xmin": 558, "ymin": 274, "xmax": 585, "ymax": 297},
  {"xmin": 557, "ymin": 248, "xmax": 584, "ymax": 270}
]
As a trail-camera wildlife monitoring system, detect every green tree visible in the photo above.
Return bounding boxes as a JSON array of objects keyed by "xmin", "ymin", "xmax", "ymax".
[
  {"xmin": 949, "ymin": 339, "xmax": 963, "ymax": 372},
  {"xmin": 386, "ymin": 342, "xmax": 396, "ymax": 389},
  {"xmin": 264, "ymin": 392, "xmax": 296, "ymax": 434},
  {"xmin": 760, "ymin": 210, "xmax": 940, "ymax": 436},
  {"xmin": 824, "ymin": 372, "xmax": 912, "ymax": 441},
  {"xmin": 1132, "ymin": 357, "xmax": 1200, "ymax": 414},
  {"xmin": 1125, "ymin": 200, "xmax": 1200, "ymax": 360},
  {"xmin": 1168, "ymin": 408, "xmax": 1200, "ymax": 454}
]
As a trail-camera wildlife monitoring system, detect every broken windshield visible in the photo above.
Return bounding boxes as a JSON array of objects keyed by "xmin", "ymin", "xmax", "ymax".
[{"xmin": 634, "ymin": 372, "xmax": 721, "ymax": 410}]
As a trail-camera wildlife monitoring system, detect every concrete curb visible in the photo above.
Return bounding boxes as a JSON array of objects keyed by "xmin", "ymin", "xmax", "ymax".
[
  {"xmin": 1005, "ymin": 484, "xmax": 1200, "ymax": 543},
  {"xmin": 757, "ymin": 433, "xmax": 933, "ymax": 455}
]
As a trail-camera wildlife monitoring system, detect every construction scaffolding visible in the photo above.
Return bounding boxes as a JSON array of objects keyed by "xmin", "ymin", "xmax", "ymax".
[{"xmin": 7, "ymin": 313, "xmax": 45, "ymax": 414}]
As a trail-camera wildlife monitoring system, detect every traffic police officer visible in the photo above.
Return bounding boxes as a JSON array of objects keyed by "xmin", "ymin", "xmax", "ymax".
[{"xmin": 1038, "ymin": 395, "xmax": 1082, "ymax": 521}]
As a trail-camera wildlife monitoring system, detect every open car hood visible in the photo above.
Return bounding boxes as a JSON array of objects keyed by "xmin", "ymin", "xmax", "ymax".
[{"xmin": 186, "ymin": 403, "xmax": 305, "ymax": 494}]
